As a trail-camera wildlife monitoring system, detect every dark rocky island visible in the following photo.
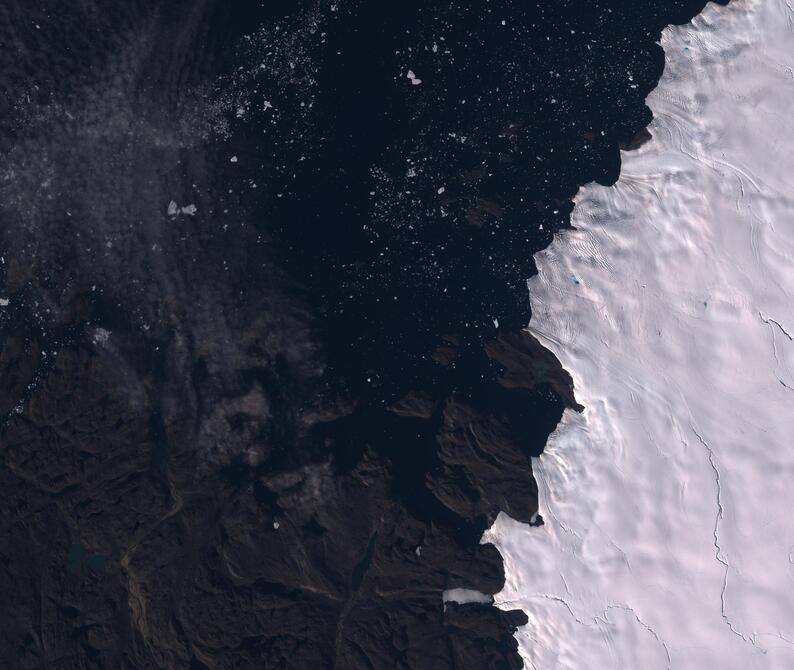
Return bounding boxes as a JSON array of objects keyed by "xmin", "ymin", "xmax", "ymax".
[{"xmin": 0, "ymin": 1, "xmax": 726, "ymax": 667}]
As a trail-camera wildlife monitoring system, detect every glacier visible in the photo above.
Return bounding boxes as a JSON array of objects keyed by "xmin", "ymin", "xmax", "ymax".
[{"xmin": 483, "ymin": 0, "xmax": 794, "ymax": 667}]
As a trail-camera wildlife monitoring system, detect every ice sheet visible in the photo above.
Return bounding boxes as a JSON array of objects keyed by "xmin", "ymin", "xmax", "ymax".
[{"xmin": 484, "ymin": 1, "xmax": 794, "ymax": 667}]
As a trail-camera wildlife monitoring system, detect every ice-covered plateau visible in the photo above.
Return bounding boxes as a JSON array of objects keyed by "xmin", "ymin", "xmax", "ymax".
[{"xmin": 483, "ymin": 0, "xmax": 794, "ymax": 668}]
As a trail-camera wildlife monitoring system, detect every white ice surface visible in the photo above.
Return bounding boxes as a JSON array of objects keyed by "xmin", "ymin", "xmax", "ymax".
[
  {"xmin": 483, "ymin": 1, "xmax": 794, "ymax": 667},
  {"xmin": 442, "ymin": 588, "xmax": 494, "ymax": 607}
]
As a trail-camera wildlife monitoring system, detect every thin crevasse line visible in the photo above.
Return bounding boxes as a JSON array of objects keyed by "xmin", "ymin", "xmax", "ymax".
[
  {"xmin": 760, "ymin": 314, "xmax": 794, "ymax": 391},
  {"xmin": 496, "ymin": 593, "xmax": 591, "ymax": 628},
  {"xmin": 599, "ymin": 603, "xmax": 671, "ymax": 669},
  {"xmin": 496, "ymin": 593, "xmax": 672, "ymax": 667},
  {"xmin": 689, "ymin": 423, "xmax": 767, "ymax": 654},
  {"xmin": 759, "ymin": 311, "xmax": 794, "ymax": 341}
]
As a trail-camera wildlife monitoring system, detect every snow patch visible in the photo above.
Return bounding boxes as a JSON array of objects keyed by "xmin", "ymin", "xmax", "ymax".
[{"xmin": 442, "ymin": 588, "xmax": 493, "ymax": 607}]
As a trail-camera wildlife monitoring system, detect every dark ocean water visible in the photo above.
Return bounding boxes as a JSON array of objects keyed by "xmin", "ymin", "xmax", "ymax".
[{"xmin": 0, "ymin": 1, "xmax": 725, "ymax": 668}]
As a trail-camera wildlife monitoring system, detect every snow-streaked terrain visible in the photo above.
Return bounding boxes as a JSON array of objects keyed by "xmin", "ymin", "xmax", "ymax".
[{"xmin": 483, "ymin": 0, "xmax": 794, "ymax": 667}]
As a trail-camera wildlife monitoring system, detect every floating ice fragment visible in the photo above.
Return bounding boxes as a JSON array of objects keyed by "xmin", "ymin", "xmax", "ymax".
[
  {"xmin": 168, "ymin": 201, "xmax": 197, "ymax": 217},
  {"xmin": 92, "ymin": 328, "xmax": 111, "ymax": 345}
]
